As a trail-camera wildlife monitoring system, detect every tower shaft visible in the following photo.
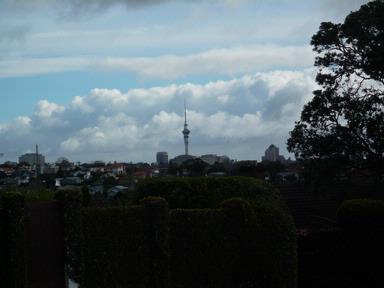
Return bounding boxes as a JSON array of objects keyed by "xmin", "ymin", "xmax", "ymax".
[{"xmin": 182, "ymin": 102, "xmax": 190, "ymax": 155}]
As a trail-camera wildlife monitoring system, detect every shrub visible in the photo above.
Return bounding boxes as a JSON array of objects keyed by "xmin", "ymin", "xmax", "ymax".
[
  {"xmin": 25, "ymin": 189, "xmax": 55, "ymax": 203},
  {"xmin": 55, "ymin": 188, "xmax": 84, "ymax": 282},
  {"xmin": 0, "ymin": 192, "xmax": 25, "ymax": 288},
  {"xmin": 337, "ymin": 199, "xmax": 384, "ymax": 287},
  {"xmin": 135, "ymin": 176, "xmax": 279, "ymax": 209},
  {"xmin": 170, "ymin": 198, "xmax": 297, "ymax": 288},
  {"xmin": 81, "ymin": 206, "xmax": 147, "ymax": 288},
  {"xmin": 338, "ymin": 199, "xmax": 384, "ymax": 230},
  {"xmin": 81, "ymin": 198, "xmax": 170, "ymax": 288},
  {"xmin": 79, "ymin": 178, "xmax": 296, "ymax": 288}
]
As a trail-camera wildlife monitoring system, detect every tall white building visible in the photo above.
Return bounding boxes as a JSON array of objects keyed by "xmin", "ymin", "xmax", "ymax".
[
  {"xmin": 262, "ymin": 144, "xmax": 282, "ymax": 162},
  {"xmin": 156, "ymin": 152, "xmax": 169, "ymax": 166},
  {"xmin": 19, "ymin": 153, "xmax": 45, "ymax": 166}
]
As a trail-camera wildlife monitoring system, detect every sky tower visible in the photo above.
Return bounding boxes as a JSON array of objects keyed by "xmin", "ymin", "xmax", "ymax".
[{"xmin": 182, "ymin": 101, "xmax": 190, "ymax": 155}]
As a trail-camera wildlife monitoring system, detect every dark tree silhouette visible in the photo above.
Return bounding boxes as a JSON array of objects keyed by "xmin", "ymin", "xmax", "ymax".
[{"xmin": 288, "ymin": 0, "xmax": 384, "ymax": 174}]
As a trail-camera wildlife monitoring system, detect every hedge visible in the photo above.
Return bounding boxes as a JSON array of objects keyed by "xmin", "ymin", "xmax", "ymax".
[
  {"xmin": 170, "ymin": 198, "xmax": 297, "ymax": 288},
  {"xmin": 59, "ymin": 178, "xmax": 296, "ymax": 288},
  {"xmin": 79, "ymin": 197, "xmax": 296, "ymax": 288},
  {"xmin": 81, "ymin": 197, "xmax": 170, "ymax": 288},
  {"xmin": 337, "ymin": 199, "xmax": 384, "ymax": 287},
  {"xmin": 0, "ymin": 192, "xmax": 26, "ymax": 288},
  {"xmin": 338, "ymin": 199, "xmax": 384, "ymax": 230},
  {"xmin": 55, "ymin": 188, "xmax": 84, "ymax": 283},
  {"xmin": 135, "ymin": 176, "xmax": 280, "ymax": 209}
]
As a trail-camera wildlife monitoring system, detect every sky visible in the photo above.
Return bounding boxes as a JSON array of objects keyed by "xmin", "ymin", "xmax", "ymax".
[{"xmin": 0, "ymin": 0, "xmax": 369, "ymax": 163}]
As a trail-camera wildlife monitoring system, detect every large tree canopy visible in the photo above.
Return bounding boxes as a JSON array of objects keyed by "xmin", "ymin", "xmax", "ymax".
[{"xmin": 287, "ymin": 0, "xmax": 384, "ymax": 173}]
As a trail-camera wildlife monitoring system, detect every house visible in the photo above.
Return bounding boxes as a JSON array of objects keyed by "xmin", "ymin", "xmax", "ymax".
[{"xmin": 105, "ymin": 163, "xmax": 126, "ymax": 176}]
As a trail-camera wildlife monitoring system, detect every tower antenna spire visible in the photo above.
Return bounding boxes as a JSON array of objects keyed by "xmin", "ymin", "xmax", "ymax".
[
  {"xmin": 184, "ymin": 97, "xmax": 187, "ymax": 124},
  {"xmin": 182, "ymin": 98, "xmax": 190, "ymax": 155}
]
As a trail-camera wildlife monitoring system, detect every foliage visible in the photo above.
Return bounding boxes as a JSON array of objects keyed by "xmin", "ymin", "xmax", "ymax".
[
  {"xmin": 338, "ymin": 198, "xmax": 384, "ymax": 230},
  {"xmin": 24, "ymin": 189, "xmax": 55, "ymax": 203},
  {"xmin": 297, "ymin": 229, "xmax": 352, "ymax": 288},
  {"xmin": 337, "ymin": 199, "xmax": 384, "ymax": 286},
  {"xmin": 0, "ymin": 171, "xmax": 7, "ymax": 179},
  {"xmin": 80, "ymin": 196, "xmax": 296, "ymax": 288},
  {"xmin": 135, "ymin": 176, "xmax": 280, "ymax": 209},
  {"xmin": 81, "ymin": 206, "xmax": 147, "ymax": 288},
  {"xmin": 55, "ymin": 188, "xmax": 84, "ymax": 282},
  {"xmin": 288, "ymin": 1, "xmax": 384, "ymax": 176},
  {"xmin": 102, "ymin": 175, "xmax": 118, "ymax": 190},
  {"xmin": 184, "ymin": 158, "xmax": 209, "ymax": 176},
  {"xmin": 0, "ymin": 192, "xmax": 25, "ymax": 288},
  {"xmin": 170, "ymin": 198, "xmax": 297, "ymax": 288}
]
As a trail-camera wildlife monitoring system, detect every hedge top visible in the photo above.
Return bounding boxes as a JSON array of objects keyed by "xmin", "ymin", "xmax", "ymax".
[{"xmin": 135, "ymin": 176, "xmax": 280, "ymax": 209}]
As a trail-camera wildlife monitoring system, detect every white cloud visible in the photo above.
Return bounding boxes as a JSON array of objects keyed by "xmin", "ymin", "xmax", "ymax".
[
  {"xmin": 0, "ymin": 57, "xmax": 89, "ymax": 78},
  {"xmin": 0, "ymin": 45, "xmax": 314, "ymax": 78},
  {"xmin": 0, "ymin": 70, "xmax": 317, "ymax": 161},
  {"xmin": 60, "ymin": 138, "xmax": 81, "ymax": 153},
  {"xmin": 35, "ymin": 100, "xmax": 65, "ymax": 118},
  {"xmin": 34, "ymin": 100, "xmax": 67, "ymax": 128},
  {"xmin": 92, "ymin": 45, "xmax": 314, "ymax": 78}
]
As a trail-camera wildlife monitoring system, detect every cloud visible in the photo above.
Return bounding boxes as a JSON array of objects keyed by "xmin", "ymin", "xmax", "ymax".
[
  {"xmin": 1, "ymin": 0, "xmax": 170, "ymax": 12},
  {"xmin": 35, "ymin": 100, "xmax": 65, "ymax": 118},
  {"xmin": 0, "ymin": 57, "xmax": 89, "ymax": 78},
  {"xmin": 95, "ymin": 45, "xmax": 314, "ymax": 78},
  {"xmin": 1, "ymin": 0, "xmax": 247, "ymax": 15},
  {"xmin": 317, "ymin": 0, "xmax": 370, "ymax": 18},
  {"xmin": 0, "ymin": 45, "xmax": 314, "ymax": 78},
  {"xmin": 0, "ymin": 25, "xmax": 29, "ymax": 44},
  {"xmin": 0, "ymin": 70, "xmax": 316, "ymax": 161}
]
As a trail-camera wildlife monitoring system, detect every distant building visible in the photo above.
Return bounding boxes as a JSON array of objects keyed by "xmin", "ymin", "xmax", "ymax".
[
  {"xmin": 262, "ymin": 144, "xmax": 285, "ymax": 163},
  {"xmin": 19, "ymin": 153, "xmax": 45, "ymax": 166},
  {"xmin": 200, "ymin": 154, "xmax": 230, "ymax": 166},
  {"xmin": 156, "ymin": 152, "xmax": 169, "ymax": 166},
  {"xmin": 44, "ymin": 164, "xmax": 59, "ymax": 175},
  {"xmin": 170, "ymin": 154, "xmax": 196, "ymax": 166},
  {"xmin": 56, "ymin": 157, "xmax": 74, "ymax": 171},
  {"xmin": 105, "ymin": 163, "xmax": 126, "ymax": 175},
  {"xmin": 88, "ymin": 161, "xmax": 106, "ymax": 173}
]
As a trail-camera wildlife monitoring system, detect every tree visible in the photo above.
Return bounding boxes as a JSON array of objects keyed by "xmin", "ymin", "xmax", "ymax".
[
  {"xmin": 183, "ymin": 158, "xmax": 209, "ymax": 176},
  {"xmin": 287, "ymin": 0, "xmax": 384, "ymax": 176}
]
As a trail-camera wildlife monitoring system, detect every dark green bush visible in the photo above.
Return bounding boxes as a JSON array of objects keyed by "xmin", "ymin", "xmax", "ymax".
[
  {"xmin": 0, "ymin": 192, "xmax": 26, "ymax": 288},
  {"xmin": 337, "ymin": 199, "xmax": 384, "ymax": 287},
  {"xmin": 135, "ymin": 176, "xmax": 279, "ymax": 209},
  {"xmin": 25, "ymin": 189, "xmax": 55, "ymax": 203},
  {"xmin": 338, "ymin": 199, "xmax": 384, "ymax": 229},
  {"xmin": 170, "ymin": 198, "xmax": 297, "ymax": 288},
  {"xmin": 81, "ymin": 198, "xmax": 170, "ymax": 288},
  {"xmin": 55, "ymin": 188, "xmax": 84, "ymax": 282},
  {"xmin": 78, "ymin": 178, "xmax": 296, "ymax": 288},
  {"xmin": 81, "ymin": 206, "xmax": 147, "ymax": 288}
]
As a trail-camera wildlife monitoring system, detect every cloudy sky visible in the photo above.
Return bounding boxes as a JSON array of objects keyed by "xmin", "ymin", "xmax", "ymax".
[{"xmin": 0, "ymin": 0, "xmax": 369, "ymax": 163}]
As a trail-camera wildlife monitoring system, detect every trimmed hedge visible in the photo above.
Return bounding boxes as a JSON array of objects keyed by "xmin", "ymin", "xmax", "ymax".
[
  {"xmin": 135, "ymin": 176, "xmax": 280, "ymax": 209},
  {"xmin": 79, "ymin": 197, "xmax": 296, "ymax": 288},
  {"xmin": 81, "ymin": 206, "xmax": 146, "ymax": 287},
  {"xmin": 337, "ymin": 199, "xmax": 384, "ymax": 287},
  {"xmin": 60, "ymin": 178, "xmax": 296, "ymax": 288},
  {"xmin": 0, "ymin": 192, "xmax": 26, "ymax": 288},
  {"xmin": 81, "ymin": 197, "xmax": 170, "ymax": 288},
  {"xmin": 170, "ymin": 198, "xmax": 297, "ymax": 288},
  {"xmin": 55, "ymin": 188, "xmax": 84, "ymax": 283},
  {"xmin": 338, "ymin": 199, "xmax": 384, "ymax": 229}
]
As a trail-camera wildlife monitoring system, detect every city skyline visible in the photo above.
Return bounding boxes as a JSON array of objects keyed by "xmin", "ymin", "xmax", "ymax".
[{"xmin": 0, "ymin": 0, "xmax": 368, "ymax": 163}]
